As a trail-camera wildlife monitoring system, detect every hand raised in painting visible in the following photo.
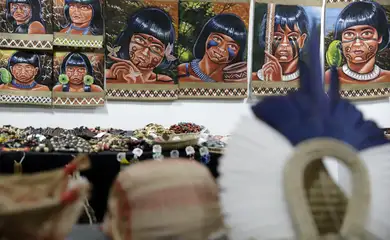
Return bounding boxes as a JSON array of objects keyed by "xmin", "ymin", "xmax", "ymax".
[
  {"xmin": 262, "ymin": 52, "xmax": 283, "ymax": 81},
  {"xmin": 108, "ymin": 56, "xmax": 143, "ymax": 84}
]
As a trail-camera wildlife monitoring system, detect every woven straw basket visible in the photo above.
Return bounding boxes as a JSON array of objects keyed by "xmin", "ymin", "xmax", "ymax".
[
  {"xmin": 0, "ymin": 155, "xmax": 91, "ymax": 240},
  {"xmin": 284, "ymin": 138, "xmax": 372, "ymax": 239},
  {"xmin": 153, "ymin": 133, "xmax": 200, "ymax": 150}
]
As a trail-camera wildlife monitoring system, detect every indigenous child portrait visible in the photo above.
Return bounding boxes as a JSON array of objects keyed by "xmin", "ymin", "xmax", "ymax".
[
  {"xmin": 252, "ymin": 3, "xmax": 321, "ymax": 83},
  {"xmin": 177, "ymin": 2, "xmax": 249, "ymax": 83},
  {"xmin": 325, "ymin": 0, "xmax": 390, "ymax": 84},
  {"xmin": 52, "ymin": 0, "xmax": 104, "ymax": 48},
  {"xmin": 2, "ymin": 0, "xmax": 45, "ymax": 33},
  {"xmin": 105, "ymin": 2, "xmax": 178, "ymax": 85},
  {"xmin": 0, "ymin": 50, "xmax": 52, "ymax": 91},
  {"xmin": 53, "ymin": 51, "xmax": 104, "ymax": 92},
  {"xmin": 58, "ymin": 0, "xmax": 103, "ymax": 35},
  {"xmin": 0, "ymin": 0, "xmax": 52, "ymax": 49}
]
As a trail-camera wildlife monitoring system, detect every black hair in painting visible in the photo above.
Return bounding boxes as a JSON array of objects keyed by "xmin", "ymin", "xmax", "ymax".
[
  {"xmin": 334, "ymin": 0, "xmax": 390, "ymax": 51},
  {"xmin": 8, "ymin": 51, "xmax": 40, "ymax": 80},
  {"xmin": 114, "ymin": 7, "xmax": 175, "ymax": 69},
  {"xmin": 6, "ymin": 0, "xmax": 44, "ymax": 33},
  {"xmin": 193, "ymin": 13, "xmax": 247, "ymax": 63},
  {"xmin": 259, "ymin": 5, "xmax": 309, "ymax": 53},
  {"xmin": 62, "ymin": 0, "xmax": 103, "ymax": 35},
  {"xmin": 61, "ymin": 52, "xmax": 93, "ymax": 76}
]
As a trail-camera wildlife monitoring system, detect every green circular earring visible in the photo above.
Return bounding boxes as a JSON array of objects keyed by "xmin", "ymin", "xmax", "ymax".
[
  {"xmin": 83, "ymin": 75, "xmax": 94, "ymax": 86},
  {"xmin": 58, "ymin": 74, "xmax": 69, "ymax": 84},
  {"xmin": 0, "ymin": 68, "xmax": 12, "ymax": 84}
]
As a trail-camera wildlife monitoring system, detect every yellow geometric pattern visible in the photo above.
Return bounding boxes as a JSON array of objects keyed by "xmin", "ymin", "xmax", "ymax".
[
  {"xmin": 0, "ymin": 38, "xmax": 52, "ymax": 50},
  {"xmin": 53, "ymin": 97, "xmax": 105, "ymax": 106},
  {"xmin": 54, "ymin": 37, "xmax": 103, "ymax": 48}
]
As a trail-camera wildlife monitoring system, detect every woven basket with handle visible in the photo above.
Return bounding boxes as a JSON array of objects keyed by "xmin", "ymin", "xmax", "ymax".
[
  {"xmin": 0, "ymin": 155, "xmax": 91, "ymax": 240},
  {"xmin": 284, "ymin": 138, "xmax": 373, "ymax": 239}
]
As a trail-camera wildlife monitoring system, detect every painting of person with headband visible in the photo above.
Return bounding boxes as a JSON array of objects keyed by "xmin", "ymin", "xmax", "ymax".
[
  {"xmin": 325, "ymin": 1, "xmax": 390, "ymax": 84},
  {"xmin": 252, "ymin": 5, "xmax": 309, "ymax": 82},
  {"xmin": 106, "ymin": 7, "xmax": 176, "ymax": 84},
  {"xmin": 53, "ymin": 52, "xmax": 103, "ymax": 92},
  {"xmin": 5, "ymin": 0, "xmax": 45, "ymax": 34},
  {"xmin": 59, "ymin": 0, "xmax": 103, "ymax": 35},
  {"xmin": 0, "ymin": 51, "xmax": 49, "ymax": 91},
  {"xmin": 178, "ymin": 13, "xmax": 247, "ymax": 83}
]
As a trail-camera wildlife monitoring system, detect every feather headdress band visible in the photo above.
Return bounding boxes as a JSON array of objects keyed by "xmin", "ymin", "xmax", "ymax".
[{"xmin": 219, "ymin": 19, "xmax": 390, "ymax": 239}]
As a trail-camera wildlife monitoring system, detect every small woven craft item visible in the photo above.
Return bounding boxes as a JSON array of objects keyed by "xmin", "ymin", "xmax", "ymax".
[
  {"xmin": 153, "ymin": 133, "xmax": 200, "ymax": 150},
  {"xmin": 0, "ymin": 155, "xmax": 91, "ymax": 240},
  {"xmin": 102, "ymin": 159, "xmax": 225, "ymax": 240},
  {"xmin": 284, "ymin": 138, "xmax": 372, "ymax": 239}
]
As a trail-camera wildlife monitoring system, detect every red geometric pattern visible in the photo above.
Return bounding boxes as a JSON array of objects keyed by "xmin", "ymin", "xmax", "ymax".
[
  {"xmin": 178, "ymin": 88, "xmax": 247, "ymax": 97},
  {"xmin": 252, "ymin": 86, "xmax": 297, "ymax": 96},
  {"xmin": 107, "ymin": 89, "xmax": 177, "ymax": 99}
]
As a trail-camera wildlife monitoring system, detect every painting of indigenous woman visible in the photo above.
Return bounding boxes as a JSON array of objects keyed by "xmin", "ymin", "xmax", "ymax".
[
  {"xmin": 105, "ymin": 1, "xmax": 178, "ymax": 100},
  {"xmin": 325, "ymin": 0, "xmax": 390, "ymax": 99},
  {"xmin": 178, "ymin": 1, "xmax": 249, "ymax": 99},
  {"xmin": 251, "ymin": 0, "xmax": 322, "ymax": 96},
  {"xmin": 0, "ymin": 0, "xmax": 53, "ymax": 49},
  {"xmin": 52, "ymin": 0, "xmax": 104, "ymax": 48},
  {"xmin": 52, "ymin": 51, "xmax": 105, "ymax": 106}
]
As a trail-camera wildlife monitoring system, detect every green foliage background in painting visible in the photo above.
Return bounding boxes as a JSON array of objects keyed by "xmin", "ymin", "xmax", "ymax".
[
  {"xmin": 178, "ymin": 1, "xmax": 248, "ymax": 64},
  {"xmin": 324, "ymin": 5, "xmax": 390, "ymax": 70},
  {"xmin": 105, "ymin": 1, "xmax": 178, "ymax": 81}
]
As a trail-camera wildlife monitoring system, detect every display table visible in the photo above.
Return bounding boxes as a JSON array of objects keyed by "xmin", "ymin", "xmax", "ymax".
[{"xmin": 0, "ymin": 150, "xmax": 222, "ymax": 222}]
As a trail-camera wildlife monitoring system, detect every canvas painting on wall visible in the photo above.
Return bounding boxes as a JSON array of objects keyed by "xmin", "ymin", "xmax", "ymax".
[
  {"xmin": 178, "ymin": 0, "xmax": 249, "ymax": 99},
  {"xmin": 0, "ymin": 0, "xmax": 53, "ymax": 50},
  {"xmin": 52, "ymin": 0, "xmax": 104, "ymax": 48},
  {"xmin": 325, "ymin": 0, "xmax": 390, "ymax": 99},
  {"xmin": 0, "ymin": 50, "xmax": 53, "ymax": 105},
  {"xmin": 52, "ymin": 51, "xmax": 105, "ymax": 106},
  {"xmin": 251, "ymin": 0, "xmax": 322, "ymax": 96},
  {"xmin": 105, "ymin": 0, "xmax": 178, "ymax": 100}
]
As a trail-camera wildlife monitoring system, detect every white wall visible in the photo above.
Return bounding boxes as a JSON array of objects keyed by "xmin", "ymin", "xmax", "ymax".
[
  {"xmin": 0, "ymin": 0, "xmax": 389, "ymax": 135},
  {"xmin": 0, "ymin": 98, "xmax": 388, "ymax": 135}
]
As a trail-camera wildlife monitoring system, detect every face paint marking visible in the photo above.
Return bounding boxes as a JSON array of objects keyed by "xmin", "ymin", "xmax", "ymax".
[
  {"xmin": 207, "ymin": 40, "xmax": 218, "ymax": 49},
  {"xmin": 228, "ymin": 47, "xmax": 236, "ymax": 61}
]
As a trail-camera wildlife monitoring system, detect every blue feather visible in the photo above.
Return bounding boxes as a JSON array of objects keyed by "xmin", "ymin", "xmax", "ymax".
[{"xmin": 252, "ymin": 19, "xmax": 388, "ymax": 151}]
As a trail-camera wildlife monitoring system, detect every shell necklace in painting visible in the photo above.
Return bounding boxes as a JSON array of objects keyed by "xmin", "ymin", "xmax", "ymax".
[
  {"xmin": 342, "ymin": 64, "xmax": 381, "ymax": 81},
  {"xmin": 257, "ymin": 68, "xmax": 300, "ymax": 81},
  {"xmin": 190, "ymin": 59, "xmax": 216, "ymax": 83},
  {"xmin": 11, "ymin": 80, "xmax": 37, "ymax": 89}
]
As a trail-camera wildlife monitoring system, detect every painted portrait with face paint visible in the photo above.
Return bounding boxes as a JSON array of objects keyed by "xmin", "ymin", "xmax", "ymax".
[
  {"xmin": 59, "ymin": 0, "xmax": 103, "ymax": 35},
  {"xmin": 5, "ymin": 0, "xmax": 45, "ymax": 34},
  {"xmin": 253, "ymin": 5, "xmax": 308, "ymax": 82},
  {"xmin": 106, "ymin": 7, "xmax": 175, "ymax": 84},
  {"xmin": 324, "ymin": 1, "xmax": 390, "ymax": 84},
  {"xmin": 53, "ymin": 52, "xmax": 103, "ymax": 92},
  {"xmin": 0, "ymin": 51, "xmax": 49, "ymax": 91},
  {"xmin": 178, "ymin": 13, "xmax": 247, "ymax": 83}
]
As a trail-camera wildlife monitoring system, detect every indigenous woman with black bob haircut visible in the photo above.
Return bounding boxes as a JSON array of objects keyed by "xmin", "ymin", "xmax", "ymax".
[
  {"xmin": 60, "ymin": 0, "xmax": 103, "ymax": 35},
  {"xmin": 325, "ymin": 0, "xmax": 390, "ymax": 83},
  {"xmin": 178, "ymin": 13, "xmax": 247, "ymax": 83},
  {"xmin": 53, "ymin": 52, "xmax": 103, "ymax": 92},
  {"xmin": 6, "ymin": 0, "xmax": 45, "ymax": 34},
  {"xmin": 253, "ymin": 5, "xmax": 309, "ymax": 82},
  {"xmin": 106, "ymin": 7, "xmax": 176, "ymax": 84},
  {"xmin": 0, "ymin": 51, "xmax": 48, "ymax": 91}
]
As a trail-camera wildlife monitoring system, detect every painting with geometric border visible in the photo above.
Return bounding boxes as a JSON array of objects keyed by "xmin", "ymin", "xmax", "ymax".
[
  {"xmin": 178, "ymin": 0, "xmax": 249, "ymax": 99},
  {"xmin": 325, "ymin": 0, "xmax": 390, "ymax": 99}
]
